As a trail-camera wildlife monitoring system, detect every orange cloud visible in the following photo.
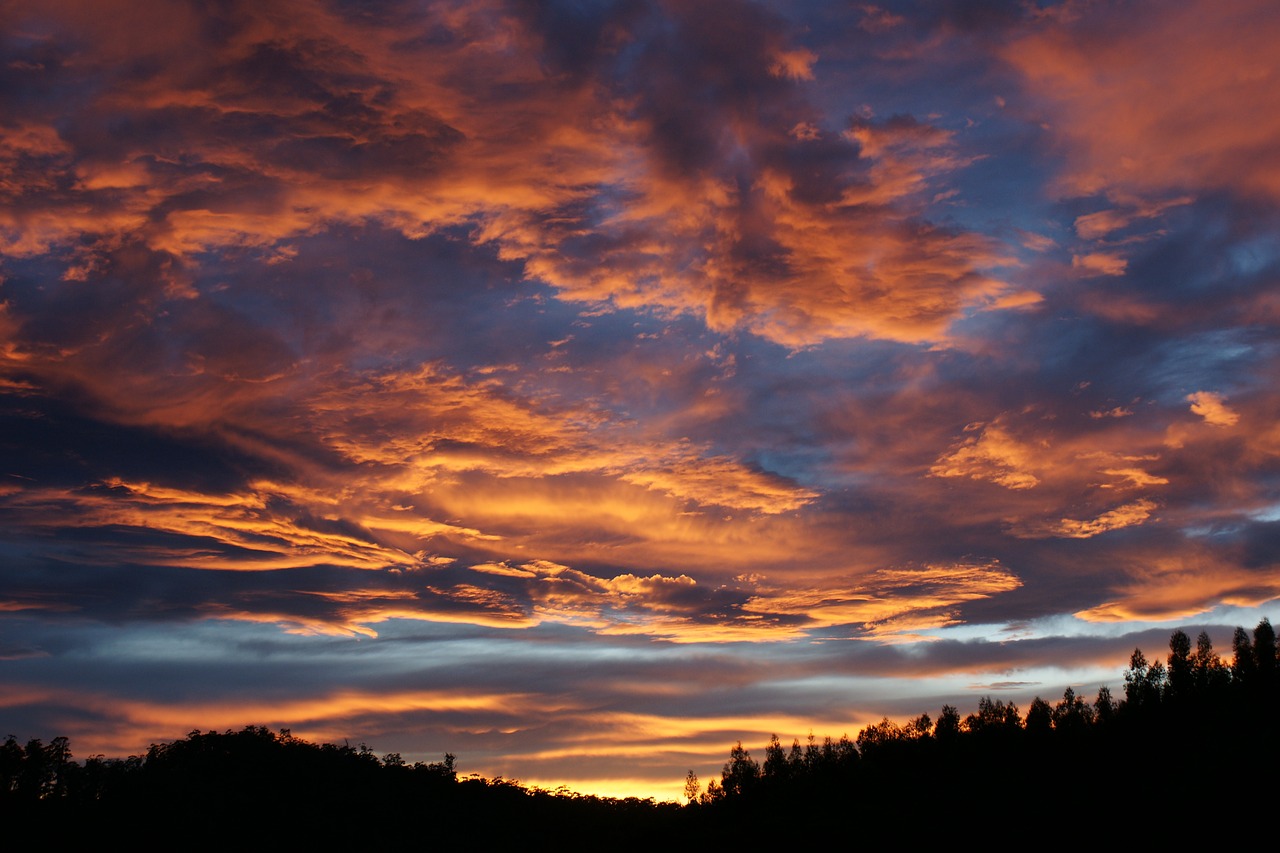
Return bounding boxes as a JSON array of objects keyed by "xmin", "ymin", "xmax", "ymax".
[
  {"xmin": 1, "ymin": 479, "xmax": 431, "ymax": 572},
  {"xmin": 0, "ymin": 0, "xmax": 1023, "ymax": 354},
  {"xmin": 306, "ymin": 365, "xmax": 817, "ymax": 516},
  {"xmin": 1005, "ymin": 0, "xmax": 1280, "ymax": 203},
  {"xmin": 1071, "ymin": 251, "xmax": 1127, "ymax": 277},
  {"xmin": 1073, "ymin": 196, "xmax": 1193, "ymax": 240},
  {"xmin": 1090, "ymin": 407, "xmax": 1133, "ymax": 420},
  {"xmin": 928, "ymin": 411, "xmax": 1181, "ymax": 539},
  {"xmin": 744, "ymin": 562, "xmax": 1022, "ymax": 640},
  {"xmin": 1075, "ymin": 554, "xmax": 1280, "ymax": 623},
  {"xmin": 1187, "ymin": 391, "xmax": 1240, "ymax": 426},
  {"xmin": 768, "ymin": 47, "xmax": 818, "ymax": 81},
  {"xmin": 929, "ymin": 420, "xmax": 1043, "ymax": 490},
  {"xmin": 160, "ymin": 556, "xmax": 1028, "ymax": 646},
  {"xmin": 1045, "ymin": 499, "xmax": 1159, "ymax": 540}
]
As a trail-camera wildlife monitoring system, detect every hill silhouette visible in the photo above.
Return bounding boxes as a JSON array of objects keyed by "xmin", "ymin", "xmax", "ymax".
[{"xmin": 4, "ymin": 618, "xmax": 1277, "ymax": 844}]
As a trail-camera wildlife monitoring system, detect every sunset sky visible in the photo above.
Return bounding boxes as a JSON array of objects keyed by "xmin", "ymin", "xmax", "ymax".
[{"xmin": 2, "ymin": 0, "xmax": 1279, "ymax": 799}]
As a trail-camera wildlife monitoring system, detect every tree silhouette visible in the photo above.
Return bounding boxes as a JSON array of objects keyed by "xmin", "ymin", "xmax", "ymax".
[
  {"xmin": 1093, "ymin": 685, "xmax": 1116, "ymax": 723},
  {"xmin": 1191, "ymin": 631, "xmax": 1228, "ymax": 692},
  {"xmin": 1123, "ymin": 648, "xmax": 1165, "ymax": 710},
  {"xmin": 719, "ymin": 742, "xmax": 759, "ymax": 797},
  {"xmin": 1253, "ymin": 618, "xmax": 1276, "ymax": 681},
  {"xmin": 1052, "ymin": 687, "xmax": 1093, "ymax": 734},
  {"xmin": 856, "ymin": 717, "xmax": 903, "ymax": 754},
  {"xmin": 683, "ymin": 770, "xmax": 700, "ymax": 804},
  {"xmin": 762, "ymin": 734, "xmax": 788, "ymax": 781},
  {"xmin": 1025, "ymin": 697, "xmax": 1052, "ymax": 736},
  {"xmin": 1166, "ymin": 629, "xmax": 1193, "ymax": 701},
  {"xmin": 1232, "ymin": 626, "xmax": 1256, "ymax": 685},
  {"xmin": 935, "ymin": 704, "xmax": 961, "ymax": 743},
  {"xmin": 963, "ymin": 696, "xmax": 1021, "ymax": 734}
]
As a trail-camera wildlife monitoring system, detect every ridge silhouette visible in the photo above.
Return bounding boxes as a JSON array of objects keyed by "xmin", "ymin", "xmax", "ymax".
[{"xmin": 4, "ymin": 618, "xmax": 1276, "ymax": 843}]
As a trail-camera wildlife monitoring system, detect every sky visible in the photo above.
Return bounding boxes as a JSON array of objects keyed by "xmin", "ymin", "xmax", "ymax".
[{"xmin": 2, "ymin": 0, "xmax": 1279, "ymax": 800}]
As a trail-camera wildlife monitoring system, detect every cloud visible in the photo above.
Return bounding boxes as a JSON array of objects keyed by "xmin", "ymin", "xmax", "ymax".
[
  {"xmin": 0, "ymin": 0, "xmax": 1025, "ymax": 351},
  {"xmin": 743, "ymin": 562, "xmax": 1023, "ymax": 641},
  {"xmin": 1073, "ymin": 197, "xmax": 1193, "ymax": 241},
  {"xmin": 926, "ymin": 409, "xmax": 1182, "ymax": 541},
  {"xmin": 0, "ymin": 478, "xmax": 438, "ymax": 573},
  {"xmin": 301, "ymin": 362, "xmax": 820, "ymax": 520},
  {"xmin": 1044, "ymin": 499, "xmax": 1159, "ymax": 540},
  {"xmin": 930, "ymin": 420, "xmax": 1043, "ymax": 490},
  {"xmin": 1004, "ymin": 0, "xmax": 1280, "ymax": 204},
  {"xmin": 1075, "ymin": 552, "xmax": 1280, "ymax": 623},
  {"xmin": 768, "ymin": 47, "xmax": 818, "ymax": 81},
  {"xmin": 1187, "ymin": 391, "xmax": 1239, "ymax": 427},
  {"xmin": 1071, "ymin": 252, "xmax": 1127, "ymax": 277},
  {"xmin": 857, "ymin": 5, "xmax": 906, "ymax": 34}
]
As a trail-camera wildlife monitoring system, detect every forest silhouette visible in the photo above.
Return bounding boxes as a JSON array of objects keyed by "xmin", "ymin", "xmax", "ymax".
[{"xmin": 4, "ymin": 618, "xmax": 1278, "ymax": 843}]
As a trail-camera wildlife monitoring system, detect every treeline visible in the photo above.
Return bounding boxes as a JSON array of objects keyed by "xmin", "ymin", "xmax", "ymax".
[
  {"xmin": 4, "ymin": 619, "xmax": 1277, "ymax": 841},
  {"xmin": 2, "ymin": 726, "xmax": 458, "ymax": 812},
  {"xmin": 0, "ymin": 726, "xmax": 680, "ymax": 843},
  {"xmin": 690, "ymin": 617, "xmax": 1280, "ymax": 837}
]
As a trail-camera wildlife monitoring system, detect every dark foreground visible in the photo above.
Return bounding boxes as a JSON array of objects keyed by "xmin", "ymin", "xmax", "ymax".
[{"xmin": 5, "ymin": 620, "xmax": 1278, "ymax": 845}]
